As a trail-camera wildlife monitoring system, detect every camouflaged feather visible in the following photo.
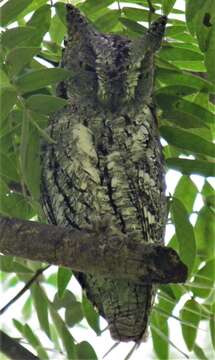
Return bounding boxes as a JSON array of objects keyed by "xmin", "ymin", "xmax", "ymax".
[{"xmin": 41, "ymin": 5, "xmax": 167, "ymax": 342}]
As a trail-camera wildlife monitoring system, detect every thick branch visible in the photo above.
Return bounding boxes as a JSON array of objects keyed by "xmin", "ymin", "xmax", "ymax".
[
  {"xmin": 0, "ymin": 330, "xmax": 39, "ymax": 360},
  {"xmin": 0, "ymin": 216, "xmax": 187, "ymax": 284}
]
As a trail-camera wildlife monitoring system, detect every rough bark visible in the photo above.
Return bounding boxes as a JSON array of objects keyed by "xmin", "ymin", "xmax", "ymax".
[{"xmin": 0, "ymin": 215, "xmax": 187, "ymax": 283}]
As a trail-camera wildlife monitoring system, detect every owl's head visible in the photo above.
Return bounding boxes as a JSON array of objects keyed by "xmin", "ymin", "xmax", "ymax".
[{"xmin": 65, "ymin": 5, "xmax": 167, "ymax": 111}]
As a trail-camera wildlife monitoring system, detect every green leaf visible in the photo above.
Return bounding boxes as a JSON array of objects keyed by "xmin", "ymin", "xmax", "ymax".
[
  {"xmin": 22, "ymin": 296, "xmax": 32, "ymax": 320},
  {"xmin": 22, "ymin": 120, "xmax": 41, "ymax": 201},
  {"xmin": 162, "ymin": 110, "xmax": 204, "ymax": 131},
  {"xmin": 49, "ymin": 304, "xmax": 75, "ymax": 359},
  {"xmin": 193, "ymin": 343, "xmax": 208, "ymax": 360},
  {"xmin": 46, "ymin": 272, "xmax": 57, "ymax": 287},
  {"xmin": 57, "ymin": 267, "xmax": 73, "ymax": 298},
  {"xmin": 49, "ymin": 14, "xmax": 66, "ymax": 45},
  {"xmin": 82, "ymin": 295, "xmax": 101, "ymax": 336},
  {"xmin": 0, "ymin": 69, "xmax": 10, "ymax": 88},
  {"xmin": 43, "ymin": 40, "xmax": 62, "ymax": 54},
  {"xmin": 20, "ymin": 108, "xmax": 30, "ymax": 187},
  {"xmin": 0, "ymin": 255, "xmax": 13, "ymax": 272},
  {"xmin": 159, "ymin": 46, "xmax": 203, "ymax": 61},
  {"xmin": 13, "ymin": 320, "xmax": 49, "ymax": 359},
  {"xmin": 159, "ymin": 285, "xmax": 176, "ymax": 302},
  {"xmin": 185, "ymin": 0, "xmax": 202, "ymax": 35},
  {"xmin": 49, "ymin": 323, "xmax": 63, "ymax": 353},
  {"xmin": 157, "ymin": 94, "xmax": 215, "ymax": 125},
  {"xmin": 166, "ymin": 25, "xmax": 187, "ymax": 37},
  {"xmin": 94, "ymin": 10, "xmax": 119, "ymax": 32},
  {"xmin": 65, "ymin": 301, "xmax": 83, "ymax": 327},
  {"xmin": 171, "ymin": 197, "xmax": 196, "ymax": 276},
  {"xmin": 119, "ymin": 18, "xmax": 147, "ymax": 36},
  {"xmin": 0, "ymin": 187, "xmax": 34, "ymax": 219},
  {"xmin": 202, "ymin": 180, "xmax": 215, "ymax": 197},
  {"xmin": 0, "ymin": 87, "xmax": 17, "ymax": 125},
  {"xmin": 195, "ymin": 206, "xmax": 215, "ymax": 258},
  {"xmin": 185, "ymin": 0, "xmax": 215, "ymax": 52},
  {"xmin": 157, "ymin": 69, "xmax": 215, "ymax": 93},
  {"xmin": 80, "ymin": 0, "xmax": 114, "ymax": 17},
  {"xmin": 16, "ymin": 0, "xmax": 48, "ymax": 21},
  {"xmin": 204, "ymin": 194, "xmax": 215, "ymax": 208},
  {"xmin": 11, "ymin": 260, "xmax": 34, "ymax": 274},
  {"xmin": 171, "ymin": 61, "xmax": 206, "ymax": 72},
  {"xmin": 26, "ymin": 95, "xmax": 67, "ymax": 115},
  {"xmin": 26, "ymin": 5, "xmax": 51, "ymax": 46},
  {"xmin": 6, "ymin": 47, "xmax": 40, "ymax": 77},
  {"xmin": 31, "ymin": 283, "xmax": 50, "ymax": 338},
  {"xmin": 164, "ymin": 30, "xmax": 196, "ymax": 44},
  {"xmin": 39, "ymin": 50, "xmax": 61, "ymax": 65},
  {"xmin": 0, "ymin": 152, "xmax": 19, "ymax": 182},
  {"xmin": 53, "ymin": 289, "xmax": 76, "ymax": 310},
  {"xmin": 170, "ymin": 283, "xmax": 186, "ymax": 300},
  {"xmin": 76, "ymin": 341, "xmax": 98, "ymax": 360},
  {"xmin": 13, "ymin": 318, "xmax": 24, "ymax": 333},
  {"xmin": 193, "ymin": 91, "xmax": 210, "ymax": 111},
  {"xmin": 156, "ymin": 85, "xmax": 197, "ymax": 97},
  {"xmin": 210, "ymin": 316, "xmax": 215, "ymax": 350},
  {"xmin": 123, "ymin": 7, "xmax": 157, "ymax": 21},
  {"xmin": 174, "ymin": 176, "xmax": 198, "ymax": 213},
  {"xmin": 15, "ymin": 68, "xmax": 70, "ymax": 93},
  {"xmin": 166, "ymin": 158, "xmax": 215, "ymax": 177},
  {"xmin": 30, "ymin": 113, "xmax": 55, "ymax": 144},
  {"xmin": 205, "ymin": 23, "xmax": 215, "ymax": 83},
  {"xmin": 55, "ymin": 2, "xmax": 67, "ymax": 26},
  {"xmin": 151, "ymin": 312, "xmax": 169, "ymax": 360},
  {"xmin": 1, "ymin": 27, "xmax": 36, "ymax": 49},
  {"xmin": 162, "ymin": 0, "xmax": 177, "ymax": 15},
  {"xmin": 180, "ymin": 299, "xmax": 201, "ymax": 351},
  {"xmin": 155, "ymin": 295, "xmax": 176, "ymax": 320},
  {"xmin": 0, "ymin": 0, "xmax": 34, "ymax": 27},
  {"xmin": 160, "ymin": 126, "xmax": 215, "ymax": 157},
  {"xmin": 191, "ymin": 259, "xmax": 215, "ymax": 298},
  {"xmin": 0, "ymin": 255, "xmax": 33, "ymax": 273}
]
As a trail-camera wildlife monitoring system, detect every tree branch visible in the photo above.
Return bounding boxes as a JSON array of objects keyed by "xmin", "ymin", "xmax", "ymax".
[
  {"xmin": 0, "ymin": 330, "xmax": 39, "ymax": 360},
  {"xmin": 0, "ymin": 215, "xmax": 187, "ymax": 284}
]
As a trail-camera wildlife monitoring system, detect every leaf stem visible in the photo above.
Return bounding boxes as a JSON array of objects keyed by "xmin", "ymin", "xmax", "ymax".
[{"xmin": 0, "ymin": 265, "xmax": 50, "ymax": 315}]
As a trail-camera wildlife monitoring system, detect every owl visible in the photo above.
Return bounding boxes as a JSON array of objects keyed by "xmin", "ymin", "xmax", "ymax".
[{"xmin": 41, "ymin": 4, "xmax": 167, "ymax": 343}]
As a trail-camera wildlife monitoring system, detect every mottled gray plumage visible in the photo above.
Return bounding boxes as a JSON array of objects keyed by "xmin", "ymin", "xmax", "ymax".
[{"xmin": 41, "ymin": 5, "xmax": 167, "ymax": 342}]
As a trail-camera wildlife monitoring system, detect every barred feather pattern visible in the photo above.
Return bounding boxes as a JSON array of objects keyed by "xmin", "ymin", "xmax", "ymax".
[{"xmin": 41, "ymin": 5, "xmax": 167, "ymax": 342}]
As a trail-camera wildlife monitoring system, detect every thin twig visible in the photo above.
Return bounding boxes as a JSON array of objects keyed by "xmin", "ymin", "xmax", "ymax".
[
  {"xmin": 150, "ymin": 324, "xmax": 189, "ymax": 359},
  {"xmin": 158, "ymin": 292, "xmax": 212, "ymax": 319},
  {"xmin": 0, "ymin": 265, "xmax": 50, "ymax": 315},
  {"xmin": 147, "ymin": 0, "xmax": 155, "ymax": 13},
  {"xmin": 117, "ymin": 0, "xmax": 121, "ymax": 12},
  {"xmin": 103, "ymin": 342, "xmax": 120, "ymax": 359},
  {"xmin": 153, "ymin": 306, "xmax": 206, "ymax": 332}
]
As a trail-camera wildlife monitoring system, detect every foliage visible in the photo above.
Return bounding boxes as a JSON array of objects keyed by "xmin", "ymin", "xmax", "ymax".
[{"xmin": 0, "ymin": 0, "xmax": 214, "ymax": 359}]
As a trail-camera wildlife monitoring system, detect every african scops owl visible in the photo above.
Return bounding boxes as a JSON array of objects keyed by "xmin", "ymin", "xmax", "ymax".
[{"xmin": 41, "ymin": 4, "xmax": 167, "ymax": 342}]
